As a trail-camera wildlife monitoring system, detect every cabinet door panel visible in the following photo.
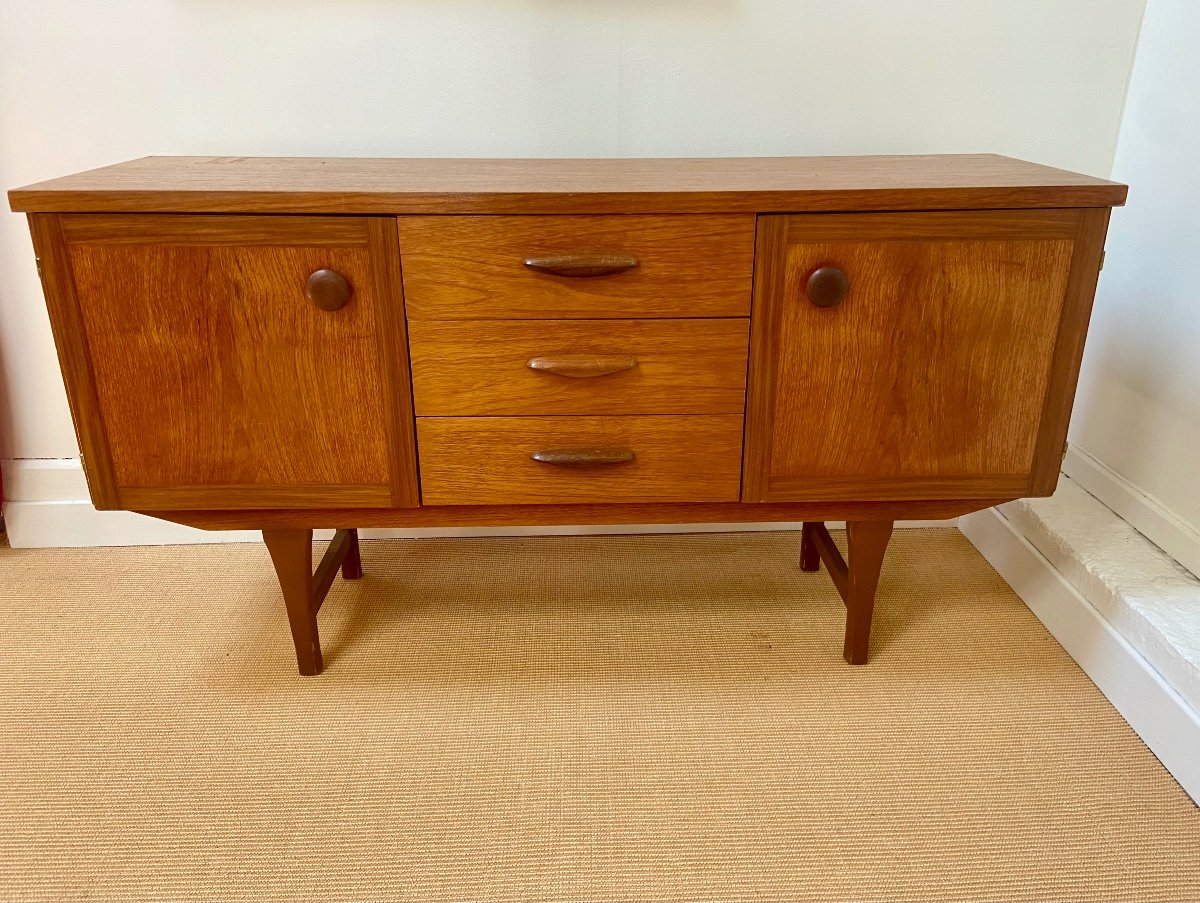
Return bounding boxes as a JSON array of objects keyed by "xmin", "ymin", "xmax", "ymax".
[
  {"xmin": 744, "ymin": 211, "xmax": 1098, "ymax": 502},
  {"xmin": 52, "ymin": 215, "xmax": 417, "ymax": 510}
]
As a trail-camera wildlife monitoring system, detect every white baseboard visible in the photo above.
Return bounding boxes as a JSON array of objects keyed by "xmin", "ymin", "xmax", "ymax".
[
  {"xmin": 2, "ymin": 456, "xmax": 91, "ymax": 500},
  {"xmin": 1063, "ymin": 444, "xmax": 1200, "ymax": 579},
  {"xmin": 3, "ymin": 501, "xmax": 264, "ymax": 547},
  {"xmin": 2, "ymin": 459, "xmax": 260, "ymax": 546},
  {"xmin": 960, "ymin": 506, "xmax": 1200, "ymax": 804},
  {"xmin": 2, "ymin": 458, "xmax": 951, "ymax": 548}
]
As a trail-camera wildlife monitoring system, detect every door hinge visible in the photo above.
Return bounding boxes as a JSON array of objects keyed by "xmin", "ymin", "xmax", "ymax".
[
  {"xmin": 1062, "ymin": 441, "xmax": 1069, "ymax": 462},
  {"xmin": 35, "ymin": 257, "xmax": 43, "ymax": 279},
  {"xmin": 1099, "ymin": 250, "xmax": 1106, "ymax": 271}
]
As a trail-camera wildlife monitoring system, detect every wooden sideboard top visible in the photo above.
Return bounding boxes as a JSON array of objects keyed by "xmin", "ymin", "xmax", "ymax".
[{"xmin": 8, "ymin": 154, "xmax": 1126, "ymax": 215}]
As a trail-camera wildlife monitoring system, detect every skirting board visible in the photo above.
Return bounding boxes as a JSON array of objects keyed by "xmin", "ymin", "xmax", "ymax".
[
  {"xmin": 2, "ymin": 459, "xmax": 950, "ymax": 548},
  {"xmin": 960, "ymin": 506, "xmax": 1200, "ymax": 804},
  {"xmin": 1063, "ymin": 444, "xmax": 1200, "ymax": 579}
]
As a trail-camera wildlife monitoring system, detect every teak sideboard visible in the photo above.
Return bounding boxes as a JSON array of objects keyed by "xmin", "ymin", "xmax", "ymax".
[{"xmin": 8, "ymin": 155, "xmax": 1127, "ymax": 675}]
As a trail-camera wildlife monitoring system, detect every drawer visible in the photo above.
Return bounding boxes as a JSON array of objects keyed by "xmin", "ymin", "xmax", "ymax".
[
  {"xmin": 398, "ymin": 214, "xmax": 755, "ymax": 319},
  {"xmin": 417, "ymin": 415, "xmax": 744, "ymax": 505},
  {"xmin": 408, "ymin": 318, "xmax": 750, "ymax": 415}
]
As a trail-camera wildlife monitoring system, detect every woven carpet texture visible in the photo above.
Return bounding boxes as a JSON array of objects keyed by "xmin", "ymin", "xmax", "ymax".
[{"xmin": 0, "ymin": 529, "xmax": 1197, "ymax": 902}]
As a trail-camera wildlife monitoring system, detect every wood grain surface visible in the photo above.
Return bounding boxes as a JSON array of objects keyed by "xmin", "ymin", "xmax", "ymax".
[
  {"xmin": 61, "ymin": 214, "xmax": 417, "ymax": 509},
  {"xmin": 743, "ymin": 210, "xmax": 1078, "ymax": 502},
  {"xmin": 398, "ymin": 214, "xmax": 754, "ymax": 319},
  {"xmin": 17, "ymin": 157, "xmax": 1122, "ymax": 527},
  {"xmin": 408, "ymin": 318, "xmax": 749, "ymax": 415},
  {"xmin": 119, "ymin": 485, "xmax": 393, "ymax": 511},
  {"xmin": 416, "ymin": 415, "xmax": 745, "ymax": 505},
  {"xmin": 146, "ymin": 497, "xmax": 1013, "ymax": 530},
  {"xmin": 27, "ymin": 214, "xmax": 122, "ymax": 508},
  {"xmin": 1028, "ymin": 208, "xmax": 1111, "ymax": 495},
  {"xmin": 365, "ymin": 217, "xmax": 422, "ymax": 508},
  {"xmin": 9, "ymin": 154, "xmax": 1127, "ymax": 214},
  {"xmin": 59, "ymin": 214, "xmax": 369, "ymax": 245}
]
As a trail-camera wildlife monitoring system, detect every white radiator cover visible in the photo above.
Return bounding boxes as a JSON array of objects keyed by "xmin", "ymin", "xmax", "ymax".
[{"xmin": 996, "ymin": 476, "xmax": 1200, "ymax": 724}]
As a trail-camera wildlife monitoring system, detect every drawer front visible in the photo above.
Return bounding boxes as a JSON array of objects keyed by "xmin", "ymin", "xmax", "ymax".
[
  {"xmin": 409, "ymin": 318, "xmax": 750, "ymax": 415},
  {"xmin": 398, "ymin": 214, "xmax": 755, "ymax": 319},
  {"xmin": 417, "ymin": 415, "xmax": 744, "ymax": 505}
]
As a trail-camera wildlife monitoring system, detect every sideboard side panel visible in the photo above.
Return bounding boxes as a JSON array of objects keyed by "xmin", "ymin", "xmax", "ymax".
[
  {"xmin": 27, "ymin": 213, "xmax": 122, "ymax": 509},
  {"xmin": 1027, "ymin": 207, "xmax": 1111, "ymax": 496}
]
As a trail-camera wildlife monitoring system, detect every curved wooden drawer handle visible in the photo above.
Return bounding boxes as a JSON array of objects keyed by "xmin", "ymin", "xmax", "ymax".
[
  {"xmin": 523, "ymin": 254, "xmax": 639, "ymax": 277},
  {"xmin": 530, "ymin": 448, "xmax": 636, "ymax": 466},
  {"xmin": 527, "ymin": 354, "xmax": 638, "ymax": 378}
]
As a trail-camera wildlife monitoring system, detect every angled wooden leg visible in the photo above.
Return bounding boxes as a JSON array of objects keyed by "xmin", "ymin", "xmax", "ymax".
[
  {"xmin": 842, "ymin": 520, "xmax": 895, "ymax": 665},
  {"xmin": 798, "ymin": 519, "xmax": 895, "ymax": 665},
  {"xmin": 341, "ymin": 528, "xmax": 363, "ymax": 580},
  {"xmin": 799, "ymin": 522, "xmax": 821, "ymax": 572},
  {"xmin": 264, "ymin": 528, "xmax": 321, "ymax": 676},
  {"xmin": 262, "ymin": 527, "xmax": 363, "ymax": 676}
]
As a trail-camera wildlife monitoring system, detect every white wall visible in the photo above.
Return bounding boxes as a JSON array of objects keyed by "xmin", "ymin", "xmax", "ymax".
[
  {"xmin": 1066, "ymin": 0, "xmax": 1200, "ymax": 576},
  {"xmin": 0, "ymin": 0, "xmax": 1147, "ymax": 544}
]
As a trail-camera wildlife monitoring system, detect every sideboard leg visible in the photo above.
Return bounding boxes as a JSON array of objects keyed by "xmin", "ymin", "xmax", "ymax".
[
  {"xmin": 799, "ymin": 522, "xmax": 822, "ymax": 572},
  {"xmin": 263, "ymin": 528, "xmax": 322, "ymax": 676},
  {"xmin": 842, "ymin": 520, "xmax": 895, "ymax": 665},
  {"xmin": 341, "ymin": 528, "xmax": 363, "ymax": 580},
  {"xmin": 799, "ymin": 519, "xmax": 895, "ymax": 665},
  {"xmin": 262, "ymin": 527, "xmax": 365, "ymax": 675}
]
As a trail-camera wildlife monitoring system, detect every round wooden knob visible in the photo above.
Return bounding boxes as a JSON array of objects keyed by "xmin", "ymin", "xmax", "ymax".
[
  {"xmin": 806, "ymin": 266, "xmax": 849, "ymax": 308},
  {"xmin": 306, "ymin": 269, "xmax": 352, "ymax": 311}
]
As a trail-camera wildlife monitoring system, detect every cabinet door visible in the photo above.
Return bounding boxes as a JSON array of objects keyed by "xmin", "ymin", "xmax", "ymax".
[
  {"xmin": 743, "ymin": 210, "xmax": 1107, "ymax": 503},
  {"xmin": 37, "ymin": 215, "xmax": 417, "ymax": 510}
]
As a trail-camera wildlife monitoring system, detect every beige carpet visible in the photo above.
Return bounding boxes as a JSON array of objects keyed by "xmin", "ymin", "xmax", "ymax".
[{"xmin": 0, "ymin": 528, "xmax": 1197, "ymax": 902}]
